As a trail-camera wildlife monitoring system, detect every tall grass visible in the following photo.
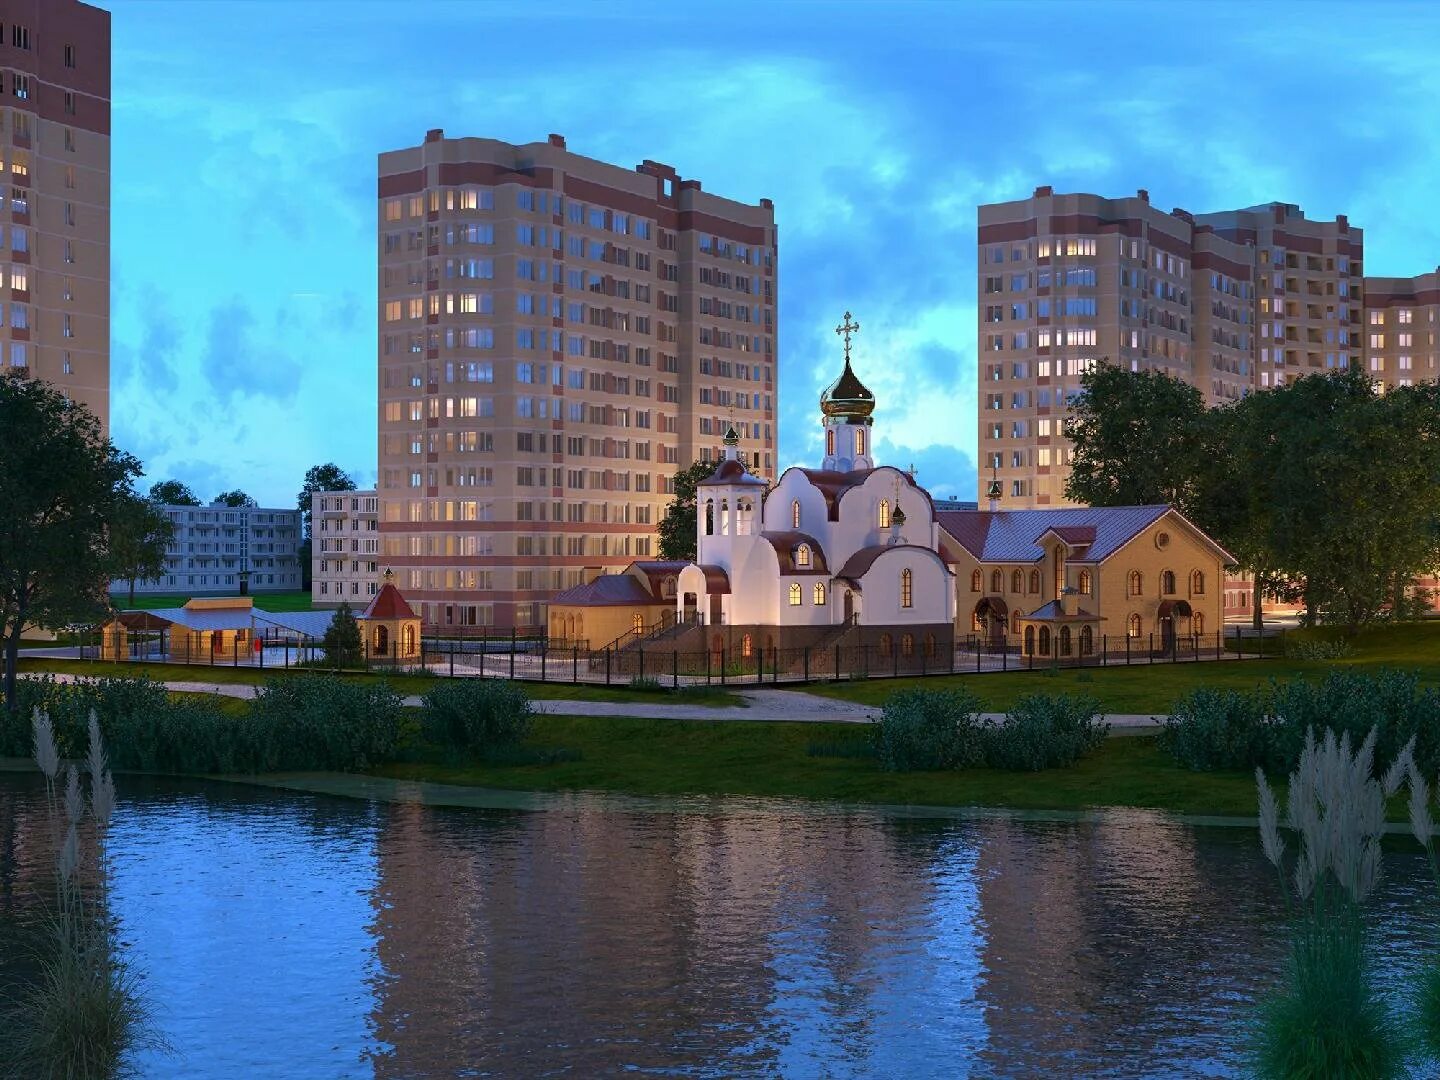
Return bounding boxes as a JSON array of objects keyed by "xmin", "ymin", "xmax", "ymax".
[
  {"xmin": 2, "ymin": 710, "xmax": 158, "ymax": 1077},
  {"xmin": 1251, "ymin": 728, "xmax": 1411, "ymax": 1078}
]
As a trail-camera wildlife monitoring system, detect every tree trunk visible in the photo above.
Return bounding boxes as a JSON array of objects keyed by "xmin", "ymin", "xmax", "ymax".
[
  {"xmin": 1251, "ymin": 575, "xmax": 1264, "ymax": 633},
  {"xmin": 128, "ymin": 576, "xmax": 136, "ymax": 608}
]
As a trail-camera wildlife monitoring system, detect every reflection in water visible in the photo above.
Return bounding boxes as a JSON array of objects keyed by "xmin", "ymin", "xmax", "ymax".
[{"xmin": 0, "ymin": 773, "xmax": 1435, "ymax": 1079}]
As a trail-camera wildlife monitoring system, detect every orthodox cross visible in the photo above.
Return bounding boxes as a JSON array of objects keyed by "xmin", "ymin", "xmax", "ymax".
[{"xmin": 834, "ymin": 311, "xmax": 860, "ymax": 363}]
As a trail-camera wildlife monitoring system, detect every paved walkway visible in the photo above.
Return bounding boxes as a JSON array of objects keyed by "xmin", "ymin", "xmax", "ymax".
[{"xmin": 35, "ymin": 673, "xmax": 1165, "ymax": 729}]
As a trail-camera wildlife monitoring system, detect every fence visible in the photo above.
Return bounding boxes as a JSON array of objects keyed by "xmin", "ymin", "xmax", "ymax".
[{"xmin": 70, "ymin": 625, "xmax": 1277, "ymax": 688}]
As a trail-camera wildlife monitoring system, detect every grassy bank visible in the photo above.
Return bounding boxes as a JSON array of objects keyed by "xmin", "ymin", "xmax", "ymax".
[
  {"xmin": 808, "ymin": 622, "xmax": 1440, "ymax": 711},
  {"xmin": 16, "ymin": 658, "xmax": 746, "ymax": 708},
  {"xmin": 371, "ymin": 715, "xmax": 1263, "ymax": 817}
]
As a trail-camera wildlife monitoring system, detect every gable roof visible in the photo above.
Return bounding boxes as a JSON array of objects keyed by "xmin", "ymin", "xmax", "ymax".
[
  {"xmin": 761, "ymin": 530, "xmax": 829, "ymax": 575},
  {"xmin": 698, "ymin": 459, "xmax": 766, "ymax": 488},
  {"xmin": 362, "ymin": 582, "xmax": 419, "ymax": 621},
  {"xmin": 937, "ymin": 505, "xmax": 1235, "ymax": 565},
  {"xmin": 549, "ymin": 574, "xmax": 661, "ymax": 608},
  {"xmin": 1022, "ymin": 600, "xmax": 1104, "ymax": 622},
  {"xmin": 782, "ymin": 465, "xmax": 933, "ymax": 522},
  {"xmin": 833, "ymin": 543, "xmax": 947, "ymax": 586}
]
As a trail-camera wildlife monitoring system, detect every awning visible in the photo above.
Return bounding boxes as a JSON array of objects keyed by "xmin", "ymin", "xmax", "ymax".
[{"xmin": 1156, "ymin": 599, "xmax": 1193, "ymax": 618}]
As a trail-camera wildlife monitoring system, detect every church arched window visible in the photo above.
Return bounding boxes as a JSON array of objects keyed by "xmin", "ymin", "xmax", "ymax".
[
  {"xmin": 791, "ymin": 499, "xmax": 801, "ymax": 529},
  {"xmin": 826, "ymin": 428, "xmax": 835, "ymax": 457},
  {"xmin": 788, "ymin": 582, "xmax": 802, "ymax": 606},
  {"xmin": 1128, "ymin": 570, "xmax": 1143, "ymax": 597},
  {"xmin": 795, "ymin": 544, "xmax": 811, "ymax": 568},
  {"xmin": 1191, "ymin": 570, "xmax": 1205, "ymax": 596},
  {"xmin": 970, "ymin": 569, "xmax": 982, "ymax": 592},
  {"xmin": 1078, "ymin": 569, "xmax": 1092, "ymax": 594},
  {"xmin": 1011, "ymin": 569, "xmax": 1024, "ymax": 594},
  {"xmin": 1029, "ymin": 568, "xmax": 1041, "ymax": 593},
  {"xmin": 704, "ymin": 499, "xmax": 714, "ymax": 536},
  {"xmin": 1128, "ymin": 613, "xmax": 1142, "ymax": 638},
  {"xmin": 856, "ymin": 428, "xmax": 866, "ymax": 456},
  {"xmin": 900, "ymin": 568, "xmax": 913, "ymax": 608},
  {"xmin": 813, "ymin": 582, "xmax": 826, "ymax": 605},
  {"xmin": 990, "ymin": 569, "xmax": 1003, "ymax": 594},
  {"xmin": 878, "ymin": 499, "xmax": 890, "ymax": 529},
  {"xmin": 1160, "ymin": 569, "xmax": 1176, "ymax": 595}
]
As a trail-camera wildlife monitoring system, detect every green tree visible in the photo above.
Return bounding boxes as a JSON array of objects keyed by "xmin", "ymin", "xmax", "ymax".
[
  {"xmin": 322, "ymin": 601, "xmax": 363, "ymax": 667},
  {"xmin": 109, "ymin": 494, "xmax": 175, "ymax": 608},
  {"xmin": 147, "ymin": 479, "xmax": 199, "ymax": 505},
  {"xmin": 657, "ymin": 460, "xmax": 726, "ymax": 562},
  {"xmin": 296, "ymin": 463, "xmax": 356, "ymax": 588},
  {"xmin": 1063, "ymin": 362, "xmax": 1212, "ymax": 515},
  {"xmin": 213, "ymin": 490, "xmax": 257, "ymax": 508},
  {"xmin": 0, "ymin": 374, "xmax": 148, "ymax": 712}
]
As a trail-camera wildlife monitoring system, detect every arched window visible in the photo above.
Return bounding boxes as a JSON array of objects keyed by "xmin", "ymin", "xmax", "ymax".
[
  {"xmin": 901, "ymin": 632, "xmax": 914, "ymax": 657},
  {"xmin": 737, "ymin": 498, "xmax": 754, "ymax": 536},
  {"xmin": 1024, "ymin": 625, "xmax": 1035, "ymax": 654},
  {"xmin": 1128, "ymin": 613, "xmax": 1142, "ymax": 638},
  {"xmin": 900, "ymin": 568, "xmax": 913, "ymax": 608},
  {"xmin": 1161, "ymin": 569, "xmax": 1176, "ymax": 595},
  {"xmin": 795, "ymin": 544, "xmax": 811, "ymax": 568},
  {"xmin": 1193, "ymin": 611, "xmax": 1205, "ymax": 636},
  {"xmin": 971, "ymin": 569, "xmax": 983, "ymax": 592},
  {"xmin": 924, "ymin": 633, "xmax": 937, "ymax": 657},
  {"xmin": 403, "ymin": 624, "xmax": 417, "ymax": 656},
  {"xmin": 720, "ymin": 498, "xmax": 730, "ymax": 536},
  {"xmin": 374, "ymin": 624, "xmax": 389, "ymax": 653},
  {"xmin": 1191, "ymin": 570, "xmax": 1205, "ymax": 596},
  {"xmin": 1059, "ymin": 625, "xmax": 1072, "ymax": 656},
  {"xmin": 1078, "ymin": 569, "xmax": 1092, "ymax": 594},
  {"xmin": 991, "ymin": 569, "xmax": 1003, "ymax": 594},
  {"xmin": 1029, "ymin": 568, "xmax": 1041, "ymax": 594},
  {"xmin": 1079, "ymin": 625, "xmax": 1094, "ymax": 655},
  {"xmin": 813, "ymin": 582, "xmax": 827, "ymax": 605},
  {"xmin": 576, "ymin": 614, "xmax": 583, "ymax": 640},
  {"xmin": 856, "ymin": 428, "xmax": 866, "ymax": 456},
  {"xmin": 1128, "ymin": 570, "xmax": 1143, "ymax": 597},
  {"xmin": 788, "ymin": 582, "xmax": 802, "ymax": 606},
  {"xmin": 742, "ymin": 633, "xmax": 752, "ymax": 658},
  {"xmin": 1011, "ymin": 569, "xmax": 1024, "ymax": 593},
  {"xmin": 792, "ymin": 499, "xmax": 801, "ymax": 528},
  {"xmin": 1038, "ymin": 626, "xmax": 1051, "ymax": 656},
  {"xmin": 705, "ymin": 499, "xmax": 715, "ymax": 536},
  {"xmin": 879, "ymin": 632, "xmax": 893, "ymax": 657},
  {"xmin": 878, "ymin": 499, "xmax": 890, "ymax": 529},
  {"xmin": 826, "ymin": 428, "xmax": 835, "ymax": 456},
  {"xmin": 632, "ymin": 612, "xmax": 644, "ymax": 634},
  {"xmin": 1011, "ymin": 610, "xmax": 1022, "ymax": 635},
  {"xmin": 662, "ymin": 576, "xmax": 677, "ymax": 598}
]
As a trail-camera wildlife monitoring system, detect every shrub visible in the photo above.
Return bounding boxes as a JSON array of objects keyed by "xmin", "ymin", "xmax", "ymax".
[
  {"xmin": 247, "ymin": 676, "xmax": 403, "ymax": 771},
  {"xmin": 628, "ymin": 676, "xmax": 664, "ymax": 692},
  {"xmin": 420, "ymin": 678, "xmax": 533, "ymax": 755},
  {"xmin": 872, "ymin": 688, "xmax": 986, "ymax": 772},
  {"xmin": 1162, "ymin": 687, "xmax": 1276, "ymax": 772},
  {"xmin": 985, "ymin": 694, "xmax": 1107, "ymax": 771},
  {"xmin": 1286, "ymin": 637, "xmax": 1355, "ymax": 660},
  {"xmin": 1270, "ymin": 670, "xmax": 1440, "ymax": 778}
]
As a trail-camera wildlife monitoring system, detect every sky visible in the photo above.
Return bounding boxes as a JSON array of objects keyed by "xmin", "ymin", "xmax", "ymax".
[{"xmin": 106, "ymin": 0, "xmax": 1440, "ymax": 508}]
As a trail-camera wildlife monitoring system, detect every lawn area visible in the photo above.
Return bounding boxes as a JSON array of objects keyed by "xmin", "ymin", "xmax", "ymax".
[
  {"xmin": 109, "ymin": 590, "xmax": 314, "ymax": 612},
  {"xmin": 371, "ymin": 716, "xmax": 1264, "ymax": 817},
  {"xmin": 805, "ymin": 621, "xmax": 1440, "ymax": 712},
  {"xmin": 17, "ymin": 657, "xmax": 746, "ymax": 708}
]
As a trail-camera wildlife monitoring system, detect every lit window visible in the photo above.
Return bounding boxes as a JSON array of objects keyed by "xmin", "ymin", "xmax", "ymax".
[
  {"xmin": 878, "ymin": 499, "xmax": 890, "ymax": 529},
  {"xmin": 813, "ymin": 582, "xmax": 826, "ymax": 605},
  {"xmin": 795, "ymin": 544, "xmax": 811, "ymax": 568},
  {"xmin": 791, "ymin": 500, "xmax": 800, "ymax": 528},
  {"xmin": 788, "ymin": 582, "xmax": 802, "ymax": 606},
  {"xmin": 900, "ymin": 568, "xmax": 913, "ymax": 609}
]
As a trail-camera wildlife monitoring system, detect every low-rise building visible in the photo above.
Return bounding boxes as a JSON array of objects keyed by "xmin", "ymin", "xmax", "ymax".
[
  {"xmin": 114, "ymin": 502, "xmax": 301, "ymax": 596},
  {"xmin": 311, "ymin": 490, "xmax": 381, "ymax": 607}
]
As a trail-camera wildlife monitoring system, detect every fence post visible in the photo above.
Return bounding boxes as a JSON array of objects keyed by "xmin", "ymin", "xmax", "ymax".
[
  {"xmin": 1126, "ymin": 635, "xmax": 1131, "ymax": 665},
  {"xmin": 1102, "ymin": 634, "xmax": 1107, "ymax": 666},
  {"xmin": 605, "ymin": 647, "xmax": 612, "ymax": 686},
  {"xmin": 639, "ymin": 646, "xmax": 645, "ymax": 683},
  {"xmin": 975, "ymin": 643, "xmax": 980, "ymax": 673},
  {"xmin": 949, "ymin": 640, "xmax": 955, "ymax": 675},
  {"xmin": 540, "ymin": 639, "xmax": 547, "ymax": 683},
  {"xmin": 574, "ymin": 645, "xmax": 580, "ymax": 684},
  {"xmin": 835, "ymin": 642, "xmax": 841, "ymax": 683},
  {"xmin": 803, "ymin": 647, "xmax": 810, "ymax": 683},
  {"xmin": 1001, "ymin": 643, "xmax": 1006, "ymax": 672},
  {"xmin": 721, "ymin": 647, "xmax": 727, "ymax": 686},
  {"xmin": 673, "ymin": 649, "xmax": 679, "ymax": 689}
]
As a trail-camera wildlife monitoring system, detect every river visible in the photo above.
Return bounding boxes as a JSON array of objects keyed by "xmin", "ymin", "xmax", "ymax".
[{"xmin": 1, "ymin": 771, "xmax": 1435, "ymax": 1078}]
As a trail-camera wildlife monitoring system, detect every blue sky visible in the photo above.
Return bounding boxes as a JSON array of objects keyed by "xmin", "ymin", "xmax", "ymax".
[{"xmin": 107, "ymin": 0, "xmax": 1440, "ymax": 507}]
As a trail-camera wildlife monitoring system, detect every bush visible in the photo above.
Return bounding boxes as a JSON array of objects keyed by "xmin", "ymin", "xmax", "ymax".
[
  {"xmin": 246, "ymin": 676, "xmax": 403, "ymax": 771},
  {"xmin": 1162, "ymin": 687, "xmax": 1276, "ymax": 772},
  {"xmin": 985, "ymin": 694, "xmax": 1107, "ymax": 771},
  {"xmin": 1286, "ymin": 638, "xmax": 1355, "ymax": 660},
  {"xmin": 628, "ymin": 676, "xmax": 664, "ymax": 692},
  {"xmin": 420, "ymin": 678, "xmax": 533, "ymax": 755},
  {"xmin": 872, "ymin": 688, "xmax": 986, "ymax": 772}
]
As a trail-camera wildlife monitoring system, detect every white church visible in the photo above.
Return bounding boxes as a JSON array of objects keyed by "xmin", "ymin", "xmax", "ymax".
[{"xmin": 549, "ymin": 313, "xmax": 957, "ymax": 667}]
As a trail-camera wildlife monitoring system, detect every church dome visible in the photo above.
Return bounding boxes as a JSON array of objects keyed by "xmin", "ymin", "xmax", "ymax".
[{"xmin": 820, "ymin": 357, "xmax": 875, "ymax": 423}]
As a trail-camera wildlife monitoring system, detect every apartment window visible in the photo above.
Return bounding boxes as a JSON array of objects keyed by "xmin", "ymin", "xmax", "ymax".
[
  {"xmin": 63, "ymin": 314, "xmax": 73, "ymax": 338},
  {"xmin": 12, "ymin": 74, "xmax": 29, "ymax": 101},
  {"xmin": 64, "ymin": 43, "xmax": 77, "ymax": 67},
  {"xmin": 11, "ymin": 25, "xmax": 29, "ymax": 50},
  {"xmin": 64, "ymin": 92, "xmax": 76, "ymax": 117},
  {"xmin": 62, "ymin": 352, "xmax": 73, "ymax": 375}
]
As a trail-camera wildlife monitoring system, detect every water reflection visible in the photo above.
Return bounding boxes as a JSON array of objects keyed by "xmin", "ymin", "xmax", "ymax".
[{"xmin": 0, "ymin": 772, "xmax": 1434, "ymax": 1079}]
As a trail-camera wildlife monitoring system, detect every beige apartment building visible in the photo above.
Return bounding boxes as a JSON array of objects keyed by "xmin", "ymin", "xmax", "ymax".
[
  {"xmin": 311, "ymin": 489, "xmax": 381, "ymax": 607},
  {"xmin": 0, "ymin": 0, "xmax": 108, "ymax": 429},
  {"xmin": 377, "ymin": 131, "xmax": 777, "ymax": 631}
]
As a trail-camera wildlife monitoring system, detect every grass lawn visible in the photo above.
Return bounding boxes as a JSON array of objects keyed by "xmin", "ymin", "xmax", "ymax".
[
  {"xmin": 19, "ymin": 657, "xmax": 746, "ymax": 708},
  {"xmin": 805, "ymin": 621, "xmax": 1440, "ymax": 712},
  {"xmin": 109, "ymin": 590, "xmax": 314, "ymax": 612},
  {"xmin": 370, "ymin": 716, "xmax": 1264, "ymax": 817}
]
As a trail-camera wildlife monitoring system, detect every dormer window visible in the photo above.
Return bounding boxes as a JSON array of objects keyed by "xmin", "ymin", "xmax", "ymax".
[{"xmin": 795, "ymin": 544, "xmax": 812, "ymax": 568}]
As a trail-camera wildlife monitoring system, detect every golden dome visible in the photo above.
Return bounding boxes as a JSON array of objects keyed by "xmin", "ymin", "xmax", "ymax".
[{"xmin": 820, "ymin": 357, "xmax": 875, "ymax": 423}]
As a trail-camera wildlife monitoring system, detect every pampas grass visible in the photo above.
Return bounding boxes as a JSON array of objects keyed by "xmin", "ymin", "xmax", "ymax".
[
  {"xmin": 1252, "ymin": 728, "xmax": 1412, "ymax": 1078},
  {"xmin": 2, "ymin": 709, "xmax": 158, "ymax": 1078}
]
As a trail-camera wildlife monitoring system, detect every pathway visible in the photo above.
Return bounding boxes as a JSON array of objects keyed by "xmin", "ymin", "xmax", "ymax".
[{"xmin": 34, "ymin": 673, "xmax": 1166, "ymax": 729}]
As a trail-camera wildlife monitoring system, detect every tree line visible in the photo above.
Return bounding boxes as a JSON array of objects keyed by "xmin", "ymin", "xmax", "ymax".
[{"xmin": 1064, "ymin": 363, "xmax": 1440, "ymax": 630}]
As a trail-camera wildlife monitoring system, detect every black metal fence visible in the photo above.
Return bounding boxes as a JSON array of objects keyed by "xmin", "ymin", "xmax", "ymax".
[{"xmin": 67, "ymin": 625, "xmax": 1276, "ymax": 688}]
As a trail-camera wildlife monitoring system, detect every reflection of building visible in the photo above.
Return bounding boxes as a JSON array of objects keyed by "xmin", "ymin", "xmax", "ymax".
[
  {"xmin": 311, "ymin": 490, "xmax": 380, "ymax": 607},
  {"xmin": 111, "ymin": 502, "xmax": 301, "ymax": 596},
  {"xmin": 376, "ymin": 130, "xmax": 778, "ymax": 634},
  {"xmin": 0, "ymin": 0, "xmax": 111, "ymax": 432}
]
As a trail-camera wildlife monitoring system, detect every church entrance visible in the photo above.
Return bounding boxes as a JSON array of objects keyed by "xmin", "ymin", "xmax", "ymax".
[
  {"xmin": 683, "ymin": 592, "xmax": 698, "ymax": 623},
  {"xmin": 709, "ymin": 593, "xmax": 723, "ymax": 625},
  {"xmin": 1156, "ymin": 599, "xmax": 1192, "ymax": 653},
  {"xmin": 843, "ymin": 590, "xmax": 855, "ymax": 622},
  {"xmin": 972, "ymin": 597, "xmax": 1008, "ymax": 650}
]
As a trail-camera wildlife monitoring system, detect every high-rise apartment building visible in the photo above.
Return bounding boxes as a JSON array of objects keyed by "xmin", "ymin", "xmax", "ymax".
[
  {"xmin": 0, "ymin": 0, "xmax": 109, "ymax": 429},
  {"xmin": 377, "ymin": 131, "xmax": 777, "ymax": 631},
  {"xmin": 971, "ymin": 187, "xmax": 1440, "ymax": 508}
]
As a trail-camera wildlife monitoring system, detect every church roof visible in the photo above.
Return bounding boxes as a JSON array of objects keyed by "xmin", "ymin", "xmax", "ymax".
[
  {"xmin": 696, "ymin": 565, "xmax": 731, "ymax": 595},
  {"xmin": 362, "ymin": 582, "xmax": 418, "ymax": 621},
  {"xmin": 1022, "ymin": 600, "xmax": 1103, "ymax": 622},
  {"xmin": 938, "ymin": 506, "xmax": 1184, "ymax": 564},
  {"xmin": 550, "ymin": 574, "xmax": 661, "ymax": 607},
  {"xmin": 786, "ymin": 465, "xmax": 932, "ymax": 522},
  {"xmin": 760, "ymin": 531, "xmax": 829, "ymax": 575},
  {"xmin": 832, "ymin": 543, "xmax": 945, "ymax": 586},
  {"xmin": 820, "ymin": 358, "xmax": 876, "ymax": 421},
  {"xmin": 698, "ymin": 459, "xmax": 766, "ymax": 487}
]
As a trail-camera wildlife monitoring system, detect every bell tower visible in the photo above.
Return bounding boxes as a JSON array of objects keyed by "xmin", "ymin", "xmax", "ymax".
[{"xmin": 820, "ymin": 311, "xmax": 876, "ymax": 472}]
